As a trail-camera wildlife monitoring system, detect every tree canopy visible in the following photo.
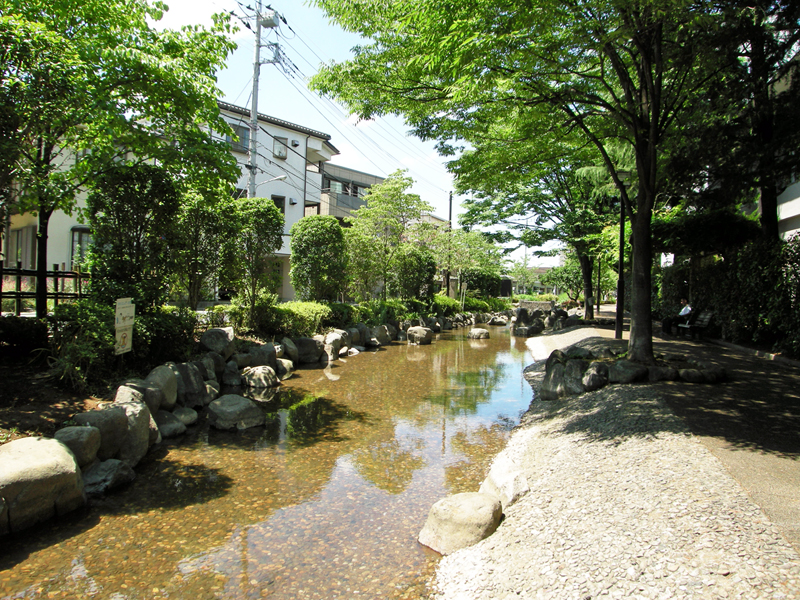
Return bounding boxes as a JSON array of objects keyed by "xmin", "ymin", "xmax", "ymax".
[
  {"xmin": 312, "ymin": 0, "xmax": 746, "ymax": 361},
  {"xmin": 1, "ymin": 0, "xmax": 239, "ymax": 316}
]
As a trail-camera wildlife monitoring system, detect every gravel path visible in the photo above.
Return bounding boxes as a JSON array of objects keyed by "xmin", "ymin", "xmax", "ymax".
[{"xmin": 430, "ymin": 330, "xmax": 800, "ymax": 600}]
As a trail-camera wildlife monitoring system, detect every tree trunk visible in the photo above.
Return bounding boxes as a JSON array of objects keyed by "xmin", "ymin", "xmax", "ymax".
[
  {"xmin": 35, "ymin": 208, "xmax": 52, "ymax": 318},
  {"xmin": 578, "ymin": 253, "xmax": 594, "ymax": 320},
  {"xmin": 627, "ymin": 205, "xmax": 654, "ymax": 363}
]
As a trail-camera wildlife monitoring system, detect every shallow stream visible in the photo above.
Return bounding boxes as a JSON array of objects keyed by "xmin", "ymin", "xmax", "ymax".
[{"xmin": 0, "ymin": 326, "xmax": 534, "ymax": 599}]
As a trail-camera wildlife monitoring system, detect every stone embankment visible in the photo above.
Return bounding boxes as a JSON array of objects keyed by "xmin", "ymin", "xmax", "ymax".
[
  {"xmin": 0, "ymin": 311, "xmax": 496, "ymax": 536},
  {"xmin": 428, "ymin": 329, "xmax": 800, "ymax": 599}
]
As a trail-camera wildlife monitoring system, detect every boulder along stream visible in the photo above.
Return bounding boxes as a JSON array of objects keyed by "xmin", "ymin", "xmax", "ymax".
[{"xmin": 0, "ymin": 325, "xmax": 534, "ymax": 600}]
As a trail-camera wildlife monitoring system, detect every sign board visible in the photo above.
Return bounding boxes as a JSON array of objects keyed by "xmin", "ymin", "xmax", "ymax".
[
  {"xmin": 115, "ymin": 325, "xmax": 133, "ymax": 355},
  {"xmin": 114, "ymin": 298, "xmax": 135, "ymax": 355},
  {"xmin": 115, "ymin": 297, "xmax": 135, "ymax": 328}
]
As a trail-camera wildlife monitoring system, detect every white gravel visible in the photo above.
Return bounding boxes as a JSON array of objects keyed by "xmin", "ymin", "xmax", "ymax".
[{"xmin": 429, "ymin": 332, "xmax": 800, "ymax": 600}]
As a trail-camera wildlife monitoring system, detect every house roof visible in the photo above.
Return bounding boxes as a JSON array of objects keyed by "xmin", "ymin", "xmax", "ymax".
[{"xmin": 217, "ymin": 100, "xmax": 340, "ymax": 154}]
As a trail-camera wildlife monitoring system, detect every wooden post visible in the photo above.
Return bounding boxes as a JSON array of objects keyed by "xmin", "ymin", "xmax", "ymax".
[
  {"xmin": 15, "ymin": 260, "xmax": 22, "ymax": 316},
  {"xmin": 53, "ymin": 263, "xmax": 59, "ymax": 308}
]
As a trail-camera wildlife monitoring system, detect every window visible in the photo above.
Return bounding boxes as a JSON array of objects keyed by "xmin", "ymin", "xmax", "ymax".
[
  {"xmin": 273, "ymin": 137, "xmax": 288, "ymax": 159},
  {"xmin": 226, "ymin": 124, "xmax": 250, "ymax": 154},
  {"xmin": 70, "ymin": 227, "xmax": 92, "ymax": 270},
  {"xmin": 272, "ymin": 195, "xmax": 285, "ymax": 215},
  {"xmin": 329, "ymin": 181, "xmax": 343, "ymax": 194},
  {"xmin": 3, "ymin": 226, "xmax": 36, "ymax": 269}
]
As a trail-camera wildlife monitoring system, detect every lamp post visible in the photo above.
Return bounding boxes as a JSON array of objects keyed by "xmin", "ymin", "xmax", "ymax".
[{"xmin": 252, "ymin": 174, "xmax": 287, "ymax": 195}]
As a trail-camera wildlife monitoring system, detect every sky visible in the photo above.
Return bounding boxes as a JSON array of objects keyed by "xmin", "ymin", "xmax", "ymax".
[{"xmin": 153, "ymin": 0, "xmax": 461, "ymax": 222}]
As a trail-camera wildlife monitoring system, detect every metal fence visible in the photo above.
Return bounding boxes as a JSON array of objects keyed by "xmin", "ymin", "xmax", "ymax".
[{"xmin": 0, "ymin": 262, "xmax": 91, "ymax": 315}]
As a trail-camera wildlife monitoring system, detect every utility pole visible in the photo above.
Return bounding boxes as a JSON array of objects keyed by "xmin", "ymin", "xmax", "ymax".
[{"xmin": 247, "ymin": 1, "xmax": 280, "ymax": 198}]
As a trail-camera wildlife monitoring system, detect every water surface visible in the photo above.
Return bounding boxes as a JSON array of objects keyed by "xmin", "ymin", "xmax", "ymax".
[{"xmin": 0, "ymin": 327, "xmax": 533, "ymax": 599}]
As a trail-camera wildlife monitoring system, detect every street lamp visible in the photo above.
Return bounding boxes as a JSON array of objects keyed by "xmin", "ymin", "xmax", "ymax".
[{"xmin": 252, "ymin": 174, "xmax": 287, "ymax": 195}]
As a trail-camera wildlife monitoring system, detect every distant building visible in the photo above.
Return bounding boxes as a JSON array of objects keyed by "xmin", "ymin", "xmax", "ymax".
[{"xmin": 317, "ymin": 164, "xmax": 384, "ymax": 221}]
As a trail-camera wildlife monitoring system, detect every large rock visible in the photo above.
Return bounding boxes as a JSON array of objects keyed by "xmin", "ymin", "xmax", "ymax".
[
  {"xmin": 169, "ymin": 362, "xmax": 205, "ymax": 409},
  {"xmin": 407, "ymin": 326, "xmax": 433, "ymax": 345},
  {"xmin": 197, "ymin": 355, "xmax": 218, "ymax": 383},
  {"xmin": 222, "ymin": 360, "xmax": 241, "ymax": 386},
  {"xmin": 199, "ymin": 327, "xmax": 235, "ymax": 360},
  {"xmin": 608, "ymin": 360, "xmax": 649, "ymax": 384},
  {"xmin": 418, "ymin": 492, "xmax": 503, "ymax": 555},
  {"xmin": 295, "ymin": 337, "xmax": 324, "ymax": 364},
  {"xmin": 275, "ymin": 358, "xmax": 295, "ymax": 381},
  {"xmin": 121, "ymin": 378, "xmax": 164, "ymax": 415},
  {"xmin": 207, "ymin": 395, "xmax": 266, "ymax": 430},
  {"xmin": 114, "ymin": 392, "xmax": 152, "ymax": 468},
  {"xmin": 54, "ymin": 426, "xmax": 101, "ymax": 469},
  {"xmin": 82, "ymin": 459, "xmax": 135, "ymax": 497},
  {"xmin": 563, "ymin": 359, "xmax": 589, "ymax": 395},
  {"xmin": 347, "ymin": 327, "xmax": 363, "ymax": 347},
  {"xmin": 204, "ymin": 351, "xmax": 226, "ymax": 379},
  {"xmin": 155, "ymin": 410, "xmax": 187, "ymax": 438},
  {"xmin": 479, "ymin": 458, "xmax": 529, "ymax": 510},
  {"xmin": 145, "ymin": 365, "xmax": 178, "ymax": 411},
  {"xmin": 173, "ymin": 406, "xmax": 198, "ymax": 426},
  {"xmin": 281, "ymin": 337, "xmax": 299, "ymax": 364},
  {"xmin": 368, "ymin": 325, "xmax": 391, "ymax": 347},
  {"xmin": 241, "ymin": 365, "xmax": 279, "ymax": 388},
  {"xmin": 583, "ymin": 361, "xmax": 610, "ymax": 392},
  {"xmin": 203, "ymin": 380, "xmax": 220, "ymax": 405},
  {"xmin": 248, "ymin": 343, "xmax": 277, "ymax": 371},
  {"xmin": 73, "ymin": 404, "xmax": 128, "ymax": 460},
  {"xmin": 467, "ymin": 328, "xmax": 490, "ymax": 340},
  {"xmin": 0, "ymin": 437, "xmax": 85, "ymax": 534}
]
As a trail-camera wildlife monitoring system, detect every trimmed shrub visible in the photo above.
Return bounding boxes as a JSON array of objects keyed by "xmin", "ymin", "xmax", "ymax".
[
  {"xmin": 432, "ymin": 293, "xmax": 460, "ymax": 317},
  {"xmin": 133, "ymin": 306, "xmax": 197, "ymax": 366},
  {"xmin": 463, "ymin": 296, "xmax": 491, "ymax": 313}
]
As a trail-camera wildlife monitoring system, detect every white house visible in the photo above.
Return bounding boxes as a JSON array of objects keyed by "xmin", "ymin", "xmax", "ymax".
[
  {"xmin": 777, "ymin": 180, "xmax": 800, "ymax": 240},
  {"xmin": 2, "ymin": 101, "xmax": 340, "ymax": 302},
  {"xmin": 217, "ymin": 101, "xmax": 339, "ymax": 300}
]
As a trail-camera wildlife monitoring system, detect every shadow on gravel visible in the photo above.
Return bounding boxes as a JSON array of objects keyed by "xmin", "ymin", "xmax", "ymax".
[
  {"xmin": 529, "ymin": 385, "xmax": 690, "ymax": 445},
  {"xmin": 530, "ymin": 335, "xmax": 800, "ymax": 459}
]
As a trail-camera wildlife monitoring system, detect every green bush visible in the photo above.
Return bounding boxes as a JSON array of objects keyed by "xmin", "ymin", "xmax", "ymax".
[
  {"xmin": 463, "ymin": 297, "xmax": 491, "ymax": 313},
  {"xmin": 484, "ymin": 297, "xmax": 512, "ymax": 312},
  {"xmin": 432, "ymin": 293, "xmax": 461, "ymax": 317},
  {"xmin": 0, "ymin": 315, "xmax": 48, "ymax": 354},
  {"xmin": 133, "ymin": 306, "xmax": 197, "ymax": 366},
  {"xmin": 48, "ymin": 300, "xmax": 116, "ymax": 391},
  {"xmin": 275, "ymin": 301, "xmax": 333, "ymax": 337},
  {"xmin": 321, "ymin": 302, "xmax": 357, "ymax": 329}
]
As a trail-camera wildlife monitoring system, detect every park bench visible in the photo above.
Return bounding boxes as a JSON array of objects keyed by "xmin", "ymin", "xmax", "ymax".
[{"xmin": 678, "ymin": 310, "xmax": 714, "ymax": 339}]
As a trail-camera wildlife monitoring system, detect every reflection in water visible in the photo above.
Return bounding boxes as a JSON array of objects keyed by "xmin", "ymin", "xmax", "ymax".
[{"xmin": 0, "ymin": 327, "xmax": 533, "ymax": 600}]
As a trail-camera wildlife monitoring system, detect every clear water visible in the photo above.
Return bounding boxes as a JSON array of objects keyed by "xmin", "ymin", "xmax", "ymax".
[{"xmin": 0, "ymin": 327, "xmax": 533, "ymax": 599}]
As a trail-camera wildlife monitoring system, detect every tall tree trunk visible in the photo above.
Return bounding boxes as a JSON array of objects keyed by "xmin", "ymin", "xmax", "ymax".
[
  {"xmin": 627, "ymin": 203, "xmax": 654, "ymax": 363},
  {"xmin": 35, "ymin": 208, "xmax": 52, "ymax": 318},
  {"xmin": 578, "ymin": 253, "xmax": 594, "ymax": 320}
]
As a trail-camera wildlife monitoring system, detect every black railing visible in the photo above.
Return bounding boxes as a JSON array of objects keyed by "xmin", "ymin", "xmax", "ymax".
[{"xmin": 0, "ymin": 262, "xmax": 91, "ymax": 316}]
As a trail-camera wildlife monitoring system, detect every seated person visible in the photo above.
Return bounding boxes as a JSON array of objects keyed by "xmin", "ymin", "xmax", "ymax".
[{"xmin": 662, "ymin": 298, "xmax": 692, "ymax": 335}]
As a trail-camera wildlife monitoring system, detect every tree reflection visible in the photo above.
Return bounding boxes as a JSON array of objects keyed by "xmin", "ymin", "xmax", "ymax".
[{"xmin": 350, "ymin": 437, "xmax": 426, "ymax": 494}]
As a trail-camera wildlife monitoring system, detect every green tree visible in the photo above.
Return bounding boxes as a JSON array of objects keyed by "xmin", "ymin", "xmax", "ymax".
[
  {"xmin": 312, "ymin": 0, "xmax": 727, "ymax": 362},
  {"xmin": 387, "ymin": 243, "xmax": 437, "ymax": 300},
  {"xmin": 0, "ymin": 16, "xmax": 81, "ymax": 215},
  {"xmin": 172, "ymin": 186, "xmax": 238, "ymax": 310},
  {"xmin": 290, "ymin": 215, "xmax": 348, "ymax": 302},
  {"xmin": 541, "ymin": 259, "xmax": 584, "ymax": 303},
  {"xmin": 346, "ymin": 170, "xmax": 432, "ymax": 300},
  {"xmin": 1, "ymin": 0, "xmax": 238, "ymax": 317},
  {"xmin": 226, "ymin": 196, "xmax": 284, "ymax": 328},
  {"xmin": 84, "ymin": 164, "xmax": 180, "ymax": 311}
]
